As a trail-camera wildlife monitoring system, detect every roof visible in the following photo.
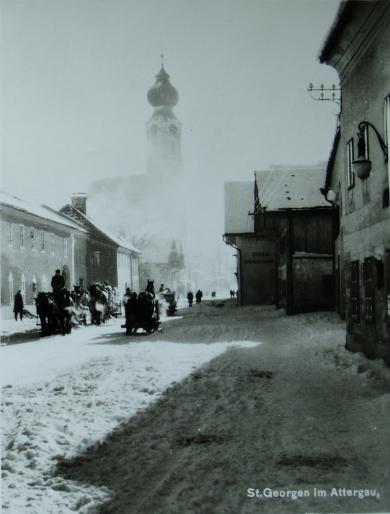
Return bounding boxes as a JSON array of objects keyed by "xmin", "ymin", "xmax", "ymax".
[
  {"xmin": 0, "ymin": 191, "xmax": 87, "ymax": 232},
  {"xmin": 319, "ymin": 1, "xmax": 387, "ymax": 65},
  {"xmin": 60, "ymin": 204, "xmax": 141, "ymax": 254},
  {"xmin": 254, "ymin": 166, "xmax": 329, "ymax": 211},
  {"xmin": 224, "ymin": 182, "xmax": 254, "ymax": 235},
  {"xmin": 319, "ymin": 1, "xmax": 351, "ymax": 63},
  {"xmin": 323, "ymin": 126, "xmax": 341, "ymax": 191}
]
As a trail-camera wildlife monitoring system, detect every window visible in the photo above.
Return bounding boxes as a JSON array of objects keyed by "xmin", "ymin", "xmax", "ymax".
[
  {"xmin": 64, "ymin": 238, "xmax": 68, "ymax": 257},
  {"xmin": 357, "ymin": 124, "xmax": 369, "ymax": 160},
  {"xmin": 384, "ymin": 95, "xmax": 390, "ymax": 149},
  {"xmin": 42, "ymin": 274, "xmax": 47, "ymax": 292},
  {"xmin": 350, "ymin": 260, "xmax": 360, "ymax": 321},
  {"xmin": 347, "ymin": 138, "xmax": 355, "ymax": 189},
  {"xmin": 32, "ymin": 273, "xmax": 37, "ymax": 295},
  {"xmin": 21, "ymin": 273, "xmax": 26, "ymax": 303},
  {"xmin": 8, "ymin": 272, "xmax": 14, "ymax": 305},
  {"xmin": 385, "ymin": 250, "xmax": 390, "ymax": 319},
  {"xmin": 363, "ymin": 259, "xmax": 374, "ymax": 322},
  {"xmin": 31, "ymin": 229, "xmax": 35, "ymax": 249},
  {"xmin": 20, "ymin": 225, "xmax": 25, "ymax": 248},
  {"xmin": 41, "ymin": 231, "xmax": 45, "ymax": 251},
  {"xmin": 385, "ymin": 95, "xmax": 390, "ymax": 202},
  {"xmin": 8, "ymin": 222, "xmax": 13, "ymax": 246},
  {"xmin": 90, "ymin": 251, "xmax": 100, "ymax": 267}
]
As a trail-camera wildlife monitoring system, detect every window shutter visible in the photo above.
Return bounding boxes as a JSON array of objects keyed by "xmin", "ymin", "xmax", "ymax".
[
  {"xmin": 350, "ymin": 261, "xmax": 360, "ymax": 321},
  {"xmin": 364, "ymin": 259, "xmax": 374, "ymax": 322}
]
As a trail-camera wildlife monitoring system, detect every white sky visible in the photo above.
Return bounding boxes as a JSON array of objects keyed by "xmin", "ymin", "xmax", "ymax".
[{"xmin": 0, "ymin": 0, "xmax": 340, "ymax": 241}]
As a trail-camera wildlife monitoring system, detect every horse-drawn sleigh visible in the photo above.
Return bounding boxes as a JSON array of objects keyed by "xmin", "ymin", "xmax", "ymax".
[
  {"xmin": 35, "ymin": 282, "xmax": 121, "ymax": 336},
  {"xmin": 123, "ymin": 281, "xmax": 161, "ymax": 335}
]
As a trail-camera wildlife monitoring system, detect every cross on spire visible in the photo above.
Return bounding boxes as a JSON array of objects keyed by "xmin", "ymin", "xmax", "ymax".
[{"xmin": 160, "ymin": 53, "xmax": 164, "ymax": 68}]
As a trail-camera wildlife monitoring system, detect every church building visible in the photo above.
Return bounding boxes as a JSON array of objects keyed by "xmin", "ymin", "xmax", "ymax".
[{"xmin": 88, "ymin": 59, "xmax": 187, "ymax": 294}]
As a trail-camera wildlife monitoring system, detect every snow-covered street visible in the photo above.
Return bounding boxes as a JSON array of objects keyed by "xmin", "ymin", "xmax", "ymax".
[
  {"xmin": 0, "ymin": 308, "xmax": 257, "ymax": 513},
  {"xmin": 1, "ymin": 300, "xmax": 390, "ymax": 514}
]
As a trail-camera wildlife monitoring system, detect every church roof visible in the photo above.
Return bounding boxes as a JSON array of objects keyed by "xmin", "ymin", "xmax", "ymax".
[{"xmin": 147, "ymin": 65, "xmax": 179, "ymax": 108}]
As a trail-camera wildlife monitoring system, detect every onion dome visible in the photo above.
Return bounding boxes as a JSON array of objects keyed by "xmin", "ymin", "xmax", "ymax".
[{"xmin": 147, "ymin": 66, "xmax": 179, "ymax": 108}]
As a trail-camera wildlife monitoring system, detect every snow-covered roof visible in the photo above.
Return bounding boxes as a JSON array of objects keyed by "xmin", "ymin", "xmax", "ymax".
[
  {"xmin": 224, "ymin": 182, "xmax": 254, "ymax": 235},
  {"xmin": 254, "ymin": 167, "xmax": 329, "ymax": 211},
  {"xmin": 0, "ymin": 191, "xmax": 87, "ymax": 232},
  {"xmin": 60, "ymin": 204, "xmax": 141, "ymax": 254}
]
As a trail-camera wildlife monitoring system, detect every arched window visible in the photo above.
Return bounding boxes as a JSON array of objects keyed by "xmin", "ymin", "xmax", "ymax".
[
  {"xmin": 20, "ymin": 225, "xmax": 25, "ymax": 248},
  {"xmin": 21, "ymin": 273, "xmax": 26, "ymax": 303},
  {"xmin": 8, "ymin": 222, "xmax": 13, "ymax": 247},
  {"xmin": 32, "ymin": 273, "xmax": 37, "ymax": 296},
  {"xmin": 42, "ymin": 274, "xmax": 47, "ymax": 292},
  {"xmin": 8, "ymin": 272, "xmax": 14, "ymax": 305},
  {"xmin": 31, "ymin": 228, "xmax": 36, "ymax": 249}
]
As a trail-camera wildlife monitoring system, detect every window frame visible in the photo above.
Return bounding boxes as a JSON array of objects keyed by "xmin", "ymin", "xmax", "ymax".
[
  {"xmin": 347, "ymin": 138, "xmax": 355, "ymax": 189},
  {"xmin": 8, "ymin": 222, "xmax": 13, "ymax": 247}
]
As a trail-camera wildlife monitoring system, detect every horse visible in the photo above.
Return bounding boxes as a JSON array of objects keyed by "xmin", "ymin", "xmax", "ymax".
[
  {"xmin": 71, "ymin": 286, "xmax": 90, "ymax": 325},
  {"xmin": 88, "ymin": 283, "xmax": 109, "ymax": 325},
  {"xmin": 35, "ymin": 292, "xmax": 56, "ymax": 336},
  {"xmin": 145, "ymin": 280, "xmax": 155, "ymax": 297},
  {"xmin": 124, "ymin": 287, "xmax": 160, "ymax": 335},
  {"xmin": 35, "ymin": 290, "xmax": 73, "ymax": 336}
]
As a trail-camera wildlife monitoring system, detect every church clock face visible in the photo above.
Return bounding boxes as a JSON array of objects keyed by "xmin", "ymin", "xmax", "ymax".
[{"xmin": 169, "ymin": 124, "xmax": 178, "ymax": 135}]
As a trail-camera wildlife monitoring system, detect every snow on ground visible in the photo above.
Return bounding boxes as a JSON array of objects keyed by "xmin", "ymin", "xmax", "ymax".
[{"xmin": 0, "ymin": 316, "xmax": 258, "ymax": 514}]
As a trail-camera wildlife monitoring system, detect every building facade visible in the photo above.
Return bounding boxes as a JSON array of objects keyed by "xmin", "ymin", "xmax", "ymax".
[
  {"xmin": 254, "ymin": 166, "xmax": 335, "ymax": 314},
  {"xmin": 223, "ymin": 166, "xmax": 335, "ymax": 312},
  {"xmin": 60, "ymin": 195, "xmax": 140, "ymax": 294},
  {"xmin": 320, "ymin": 0, "xmax": 390, "ymax": 361},
  {"xmin": 0, "ymin": 192, "xmax": 87, "ymax": 311},
  {"xmin": 224, "ymin": 181, "xmax": 277, "ymax": 305}
]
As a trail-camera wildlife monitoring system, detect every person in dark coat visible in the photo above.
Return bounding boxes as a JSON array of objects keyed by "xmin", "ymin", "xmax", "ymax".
[
  {"xmin": 195, "ymin": 289, "xmax": 203, "ymax": 304},
  {"xmin": 13, "ymin": 290, "xmax": 24, "ymax": 321},
  {"xmin": 187, "ymin": 291, "xmax": 194, "ymax": 307},
  {"xmin": 51, "ymin": 269, "xmax": 65, "ymax": 293},
  {"xmin": 125, "ymin": 292, "xmax": 138, "ymax": 335}
]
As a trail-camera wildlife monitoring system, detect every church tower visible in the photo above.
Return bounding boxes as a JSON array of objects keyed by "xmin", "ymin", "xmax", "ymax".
[{"xmin": 146, "ymin": 58, "xmax": 182, "ymax": 179}]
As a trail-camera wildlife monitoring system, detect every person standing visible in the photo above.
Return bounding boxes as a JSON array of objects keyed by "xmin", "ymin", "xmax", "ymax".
[
  {"xmin": 195, "ymin": 289, "xmax": 203, "ymax": 304},
  {"xmin": 51, "ymin": 269, "xmax": 65, "ymax": 293},
  {"xmin": 13, "ymin": 290, "xmax": 24, "ymax": 321}
]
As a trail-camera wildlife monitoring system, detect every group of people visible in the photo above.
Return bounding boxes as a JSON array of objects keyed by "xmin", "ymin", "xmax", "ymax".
[
  {"xmin": 229, "ymin": 289, "xmax": 239, "ymax": 299},
  {"xmin": 13, "ymin": 269, "xmax": 119, "ymax": 323},
  {"xmin": 187, "ymin": 289, "xmax": 203, "ymax": 307}
]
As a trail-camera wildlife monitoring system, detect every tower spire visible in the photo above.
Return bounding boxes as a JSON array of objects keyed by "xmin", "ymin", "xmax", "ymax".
[{"xmin": 160, "ymin": 53, "xmax": 164, "ymax": 68}]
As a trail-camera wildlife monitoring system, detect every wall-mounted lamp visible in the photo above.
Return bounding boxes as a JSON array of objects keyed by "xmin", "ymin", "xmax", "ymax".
[
  {"xmin": 352, "ymin": 121, "xmax": 388, "ymax": 180},
  {"xmin": 327, "ymin": 189, "xmax": 337, "ymax": 202},
  {"xmin": 320, "ymin": 187, "xmax": 337, "ymax": 205}
]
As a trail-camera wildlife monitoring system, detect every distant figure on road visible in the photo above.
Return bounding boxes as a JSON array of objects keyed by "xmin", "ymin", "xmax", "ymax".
[
  {"xmin": 195, "ymin": 290, "xmax": 203, "ymax": 304},
  {"xmin": 51, "ymin": 269, "xmax": 65, "ymax": 293},
  {"xmin": 230, "ymin": 289, "xmax": 235, "ymax": 299},
  {"xmin": 187, "ymin": 291, "xmax": 194, "ymax": 307},
  {"xmin": 13, "ymin": 290, "xmax": 24, "ymax": 321},
  {"xmin": 211, "ymin": 291, "xmax": 216, "ymax": 298}
]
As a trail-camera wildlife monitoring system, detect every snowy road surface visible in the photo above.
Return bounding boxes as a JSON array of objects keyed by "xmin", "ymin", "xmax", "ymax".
[
  {"xmin": 2, "ymin": 301, "xmax": 390, "ymax": 514},
  {"xmin": 1, "ymin": 314, "xmax": 258, "ymax": 513}
]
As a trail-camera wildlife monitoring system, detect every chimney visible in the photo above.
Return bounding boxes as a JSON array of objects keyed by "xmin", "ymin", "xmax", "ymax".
[{"xmin": 71, "ymin": 193, "xmax": 87, "ymax": 214}]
